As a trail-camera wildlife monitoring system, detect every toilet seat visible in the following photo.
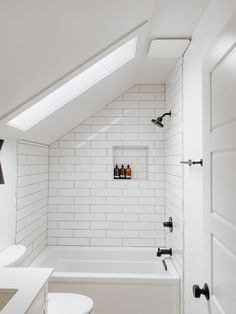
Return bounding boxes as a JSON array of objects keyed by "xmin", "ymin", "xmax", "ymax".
[{"xmin": 48, "ymin": 293, "xmax": 94, "ymax": 314}]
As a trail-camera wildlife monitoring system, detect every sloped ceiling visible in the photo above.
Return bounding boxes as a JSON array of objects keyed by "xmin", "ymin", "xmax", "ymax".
[{"xmin": 0, "ymin": 0, "xmax": 209, "ymax": 144}]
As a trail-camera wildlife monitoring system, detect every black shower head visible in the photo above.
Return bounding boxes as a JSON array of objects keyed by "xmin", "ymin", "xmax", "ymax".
[{"xmin": 151, "ymin": 111, "xmax": 171, "ymax": 128}]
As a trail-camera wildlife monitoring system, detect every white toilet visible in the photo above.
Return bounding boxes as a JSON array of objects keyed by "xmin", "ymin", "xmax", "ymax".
[
  {"xmin": 48, "ymin": 293, "xmax": 93, "ymax": 314},
  {"xmin": 0, "ymin": 245, "xmax": 94, "ymax": 314}
]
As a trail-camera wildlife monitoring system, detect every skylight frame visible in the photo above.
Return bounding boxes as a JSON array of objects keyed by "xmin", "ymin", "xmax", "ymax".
[{"xmin": 7, "ymin": 36, "xmax": 137, "ymax": 131}]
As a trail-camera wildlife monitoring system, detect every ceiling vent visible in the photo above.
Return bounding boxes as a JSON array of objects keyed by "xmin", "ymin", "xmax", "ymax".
[{"xmin": 148, "ymin": 38, "xmax": 190, "ymax": 58}]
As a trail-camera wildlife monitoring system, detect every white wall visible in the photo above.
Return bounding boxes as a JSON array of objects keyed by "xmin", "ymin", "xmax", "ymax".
[
  {"xmin": 0, "ymin": 140, "xmax": 17, "ymax": 251},
  {"xmin": 16, "ymin": 140, "xmax": 49, "ymax": 265},
  {"xmin": 48, "ymin": 84, "xmax": 166, "ymax": 247},
  {"xmin": 183, "ymin": 0, "xmax": 236, "ymax": 313}
]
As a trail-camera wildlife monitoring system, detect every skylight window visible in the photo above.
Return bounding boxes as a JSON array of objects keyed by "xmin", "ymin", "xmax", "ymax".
[{"xmin": 7, "ymin": 37, "xmax": 137, "ymax": 131}]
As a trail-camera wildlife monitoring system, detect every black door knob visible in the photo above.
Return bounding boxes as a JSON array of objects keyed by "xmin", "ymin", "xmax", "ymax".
[{"xmin": 192, "ymin": 283, "xmax": 210, "ymax": 300}]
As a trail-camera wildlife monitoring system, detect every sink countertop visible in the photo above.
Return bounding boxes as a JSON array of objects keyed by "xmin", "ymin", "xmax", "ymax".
[{"xmin": 0, "ymin": 267, "xmax": 53, "ymax": 314}]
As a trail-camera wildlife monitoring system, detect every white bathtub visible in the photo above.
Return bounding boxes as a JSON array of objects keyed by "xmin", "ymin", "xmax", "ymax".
[{"xmin": 31, "ymin": 246, "xmax": 180, "ymax": 314}]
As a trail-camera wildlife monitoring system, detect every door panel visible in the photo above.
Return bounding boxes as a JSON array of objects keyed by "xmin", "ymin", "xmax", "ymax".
[
  {"xmin": 212, "ymin": 236, "xmax": 236, "ymax": 314},
  {"xmin": 211, "ymin": 213, "xmax": 236, "ymax": 257},
  {"xmin": 211, "ymin": 48, "xmax": 236, "ymax": 129},
  {"xmin": 212, "ymin": 151, "xmax": 236, "ymax": 224}
]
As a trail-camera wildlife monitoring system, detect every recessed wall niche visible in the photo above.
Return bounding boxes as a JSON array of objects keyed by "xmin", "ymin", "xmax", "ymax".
[{"xmin": 112, "ymin": 145, "xmax": 149, "ymax": 180}]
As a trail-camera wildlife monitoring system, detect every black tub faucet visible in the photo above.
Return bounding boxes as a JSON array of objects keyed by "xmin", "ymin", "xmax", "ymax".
[{"xmin": 157, "ymin": 248, "xmax": 172, "ymax": 257}]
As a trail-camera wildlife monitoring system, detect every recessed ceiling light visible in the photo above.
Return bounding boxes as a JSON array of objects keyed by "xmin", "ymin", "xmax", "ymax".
[{"xmin": 7, "ymin": 37, "xmax": 137, "ymax": 131}]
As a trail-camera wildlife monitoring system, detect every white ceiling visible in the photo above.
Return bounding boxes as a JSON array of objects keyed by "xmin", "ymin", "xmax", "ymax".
[{"xmin": 0, "ymin": 0, "xmax": 209, "ymax": 144}]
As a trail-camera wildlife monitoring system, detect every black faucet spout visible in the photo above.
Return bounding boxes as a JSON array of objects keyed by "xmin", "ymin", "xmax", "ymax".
[{"xmin": 157, "ymin": 248, "xmax": 172, "ymax": 257}]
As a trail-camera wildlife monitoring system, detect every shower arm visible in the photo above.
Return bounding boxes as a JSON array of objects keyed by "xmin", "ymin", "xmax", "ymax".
[{"xmin": 160, "ymin": 112, "xmax": 171, "ymax": 119}]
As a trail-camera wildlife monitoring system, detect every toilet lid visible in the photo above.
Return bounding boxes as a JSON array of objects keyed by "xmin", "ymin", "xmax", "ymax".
[{"xmin": 48, "ymin": 293, "xmax": 94, "ymax": 314}]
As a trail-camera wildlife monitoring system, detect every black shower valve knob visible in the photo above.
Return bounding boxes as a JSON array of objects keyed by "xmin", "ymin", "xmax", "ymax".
[
  {"xmin": 163, "ymin": 217, "xmax": 173, "ymax": 232},
  {"xmin": 163, "ymin": 221, "xmax": 172, "ymax": 228}
]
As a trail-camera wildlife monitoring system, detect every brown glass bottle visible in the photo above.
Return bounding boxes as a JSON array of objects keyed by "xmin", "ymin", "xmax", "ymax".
[
  {"xmin": 120, "ymin": 164, "xmax": 125, "ymax": 179},
  {"xmin": 125, "ymin": 164, "xmax": 131, "ymax": 179},
  {"xmin": 114, "ymin": 164, "xmax": 120, "ymax": 179}
]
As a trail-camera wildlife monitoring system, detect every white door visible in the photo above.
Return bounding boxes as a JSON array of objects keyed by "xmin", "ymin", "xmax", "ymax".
[{"xmin": 202, "ymin": 12, "xmax": 236, "ymax": 314}]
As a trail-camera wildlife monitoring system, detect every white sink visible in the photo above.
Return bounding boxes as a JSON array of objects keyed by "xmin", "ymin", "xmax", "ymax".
[{"xmin": 0, "ymin": 289, "xmax": 18, "ymax": 311}]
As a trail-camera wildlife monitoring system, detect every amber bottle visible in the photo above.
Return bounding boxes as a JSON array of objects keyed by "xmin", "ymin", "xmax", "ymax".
[
  {"xmin": 120, "ymin": 164, "xmax": 125, "ymax": 179},
  {"xmin": 114, "ymin": 164, "xmax": 120, "ymax": 179},
  {"xmin": 125, "ymin": 164, "xmax": 131, "ymax": 179}
]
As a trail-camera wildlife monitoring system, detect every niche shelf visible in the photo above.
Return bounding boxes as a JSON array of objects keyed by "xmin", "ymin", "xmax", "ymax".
[{"xmin": 112, "ymin": 145, "xmax": 149, "ymax": 180}]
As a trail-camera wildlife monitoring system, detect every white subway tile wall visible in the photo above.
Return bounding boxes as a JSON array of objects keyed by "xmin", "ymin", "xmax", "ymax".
[
  {"xmin": 48, "ymin": 84, "xmax": 166, "ymax": 247},
  {"xmin": 15, "ymin": 81, "xmax": 183, "ymax": 267},
  {"xmin": 16, "ymin": 140, "xmax": 49, "ymax": 265},
  {"xmin": 165, "ymin": 60, "xmax": 184, "ymax": 277}
]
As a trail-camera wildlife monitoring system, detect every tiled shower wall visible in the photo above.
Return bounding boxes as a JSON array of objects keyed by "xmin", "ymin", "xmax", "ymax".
[
  {"xmin": 15, "ymin": 81, "xmax": 183, "ymax": 264},
  {"xmin": 16, "ymin": 141, "xmax": 49, "ymax": 265},
  {"xmin": 165, "ymin": 59, "xmax": 184, "ymax": 277},
  {"xmin": 48, "ymin": 84, "xmax": 166, "ymax": 247}
]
